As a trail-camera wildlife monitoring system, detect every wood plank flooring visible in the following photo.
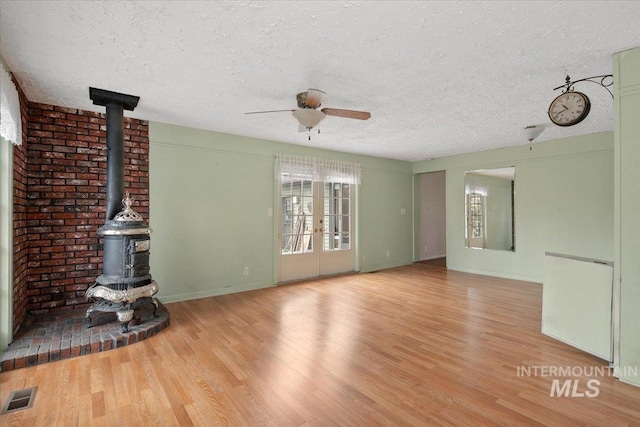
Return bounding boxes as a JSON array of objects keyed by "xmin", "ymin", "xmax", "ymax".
[{"xmin": 2, "ymin": 261, "xmax": 639, "ymax": 426}]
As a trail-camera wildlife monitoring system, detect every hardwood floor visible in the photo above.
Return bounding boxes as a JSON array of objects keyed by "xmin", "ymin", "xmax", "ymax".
[{"xmin": 2, "ymin": 262, "xmax": 639, "ymax": 426}]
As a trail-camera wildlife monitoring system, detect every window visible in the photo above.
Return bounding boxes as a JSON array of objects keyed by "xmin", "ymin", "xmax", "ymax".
[{"xmin": 469, "ymin": 192, "xmax": 484, "ymax": 238}]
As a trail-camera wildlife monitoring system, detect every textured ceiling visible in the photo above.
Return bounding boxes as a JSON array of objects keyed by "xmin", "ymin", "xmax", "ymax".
[{"xmin": 1, "ymin": 1, "xmax": 639, "ymax": 161}]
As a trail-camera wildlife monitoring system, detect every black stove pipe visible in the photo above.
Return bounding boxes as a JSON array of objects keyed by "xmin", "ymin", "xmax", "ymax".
[
  {"xmin": 89, "ymin": 88, "xmax": 140, "ymax": 221},
  {"xmin": 105, "ymin": 103, "xmax": 125, "ymax": 220}
]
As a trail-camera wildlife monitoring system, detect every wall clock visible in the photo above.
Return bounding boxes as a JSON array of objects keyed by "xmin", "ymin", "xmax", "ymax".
[{"xmin": 548, "ymin": 91, "xmax": 591, "ymax": 127}]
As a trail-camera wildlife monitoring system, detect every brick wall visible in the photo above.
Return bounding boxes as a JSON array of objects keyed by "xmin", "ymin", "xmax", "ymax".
[
  {"xmin": 22, "ymin": 102, "xmax": 149, "ymax": 316},
  {"xmin": 12, "ymin": 80, "xmax": 30, "ymax": 333}
]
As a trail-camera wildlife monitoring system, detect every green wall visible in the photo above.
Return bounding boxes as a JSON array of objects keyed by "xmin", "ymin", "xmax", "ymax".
[
  {"xmin": 613, "ymin": 46, "xmax": 640, "ymax": 387},
  {"xmin": 1, "ymin": 55, "xmax": 14, "ymax": 351},
  {"xmin": 149, "ymin": 122, "xmax": 413, "ymax": 303},
  {"xmin": 0, "ymin": 137, "xmax": 13, "ymax": 351},
  {"xmin": 414, "ymin": 132, "xmax": 614, "ymax": 282},
  {"xmin": 360, "ymin": 168, "xmax": 414, "ymax": 271}
]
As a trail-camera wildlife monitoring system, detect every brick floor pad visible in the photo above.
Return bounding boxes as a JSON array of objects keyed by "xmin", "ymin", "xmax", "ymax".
[{"xmin": 1, "ymin": 302, "xmax": 170, "ymax": 371}]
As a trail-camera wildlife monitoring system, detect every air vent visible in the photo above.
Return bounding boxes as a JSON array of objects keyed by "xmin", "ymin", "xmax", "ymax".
[{"xmin": 1, "ymin": 387, "xmax": 37, "ymax": 414}]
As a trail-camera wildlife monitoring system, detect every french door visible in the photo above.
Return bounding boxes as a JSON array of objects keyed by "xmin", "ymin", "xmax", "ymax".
[{"xmin": 278, "ymin": 178, "xmax": 355, "ymax": 282}]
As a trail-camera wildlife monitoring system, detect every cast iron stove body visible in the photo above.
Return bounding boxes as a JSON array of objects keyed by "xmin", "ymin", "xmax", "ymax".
[{"xmin": 85, "ymin": 194, "xmax": 158, "ymax": 332}]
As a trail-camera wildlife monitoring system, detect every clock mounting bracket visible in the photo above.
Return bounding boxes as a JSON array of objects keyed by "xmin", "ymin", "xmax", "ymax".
[{"xmin": 553, "ymin": 74, "xmax": 614, "ymax": 99}]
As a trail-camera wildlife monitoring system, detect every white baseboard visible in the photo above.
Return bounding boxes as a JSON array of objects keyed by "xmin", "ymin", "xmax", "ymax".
[
  {"xmin": 619, "ymin": 375, "xmax": 640, "ymax": 388},
  {"xmin": 158, "ymin": 281, "xmax": 274, "ymax": 304},
  {"xmin": 361, "ymin": 260, "xmax": 413, "ymax": 273},
  {"xmin": 419, "ymin": 254, "xmax": 446, "ymax": 261},
  {"xmin": 446, "ymin": 264, "xmax": 541, "ymax": 283}
]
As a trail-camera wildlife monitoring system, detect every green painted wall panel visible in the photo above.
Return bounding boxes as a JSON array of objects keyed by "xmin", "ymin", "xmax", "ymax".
[
  {"xmin": 614, "ymin": 45, "xmax": 640, "ymax": 388},
  {"xmin": 150, "ymin": 143, "xmax": 275, "ymax": 301}
]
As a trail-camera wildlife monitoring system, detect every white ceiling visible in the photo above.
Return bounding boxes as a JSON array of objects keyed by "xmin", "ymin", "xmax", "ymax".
[{"xmin": 1, "ymin": 1, "xmax": 639, "ymax": 162}]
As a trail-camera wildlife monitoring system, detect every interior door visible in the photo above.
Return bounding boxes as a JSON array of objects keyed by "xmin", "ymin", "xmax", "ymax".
[
  {"xmin": 279, "ymin": 180, "xmax": 355, "ymax": 282},
  {"xmin": 279, "ymin": 178, "xmax": 318, "ymax": 281}
]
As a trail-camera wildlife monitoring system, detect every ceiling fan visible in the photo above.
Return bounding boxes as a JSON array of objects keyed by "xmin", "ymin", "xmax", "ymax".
[{"xmin": 245, "ymin": 89, "xmax": 371, "ymax": 140}]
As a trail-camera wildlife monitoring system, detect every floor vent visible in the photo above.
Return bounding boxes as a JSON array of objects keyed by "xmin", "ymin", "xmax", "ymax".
[{"xmin": 1, "ymin": 387, "xmax": 37, "ymax": 415}]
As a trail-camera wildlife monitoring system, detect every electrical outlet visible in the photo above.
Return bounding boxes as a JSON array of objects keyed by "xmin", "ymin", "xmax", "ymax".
[
  {"xmin": 386, "ymin": 249, "xmax": 391, "ymax": 257},
  {"xmin": 400, "ymin": 208, "xmax": 406, "ymax": 215},
  {"xmin": 424, "ymin": 245, "xmax": 428, "ymax": 253},
  {"xmin": 267, "ymin": 208, "xmax": 273, "ymax": 217},
  {"xmin": 243, "ymin": 266, "xmax": 249, "ymax": 275}
]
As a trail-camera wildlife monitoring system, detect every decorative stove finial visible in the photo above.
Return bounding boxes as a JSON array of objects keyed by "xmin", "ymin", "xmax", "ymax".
[
  {"xmin": 123, "ymin": 192, "xmax": 134, "ymax": 208},
  {"xmin": 113, "ymin": 192, "xmax": 143, "ymax": 222}
]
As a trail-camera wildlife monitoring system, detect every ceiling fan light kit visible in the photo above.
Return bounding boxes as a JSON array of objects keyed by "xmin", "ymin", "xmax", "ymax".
[
  {"xmin": 524, "ymin": 125, "xmax": 545, "ymax": 151},
  {"xmin": 292, "ymin": 109, "xmax": 326, "ymax": 130},
  {"xmin": 245, "ymin": 88, "xmax": 371, "ymax": 141},
  {"xmin": 524, "ymin": 125, "xmax": 545, "ymax": 143}
]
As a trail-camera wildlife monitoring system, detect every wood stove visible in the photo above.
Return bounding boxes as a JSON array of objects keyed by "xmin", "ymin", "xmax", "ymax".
[{"xmin": 85, "ymin": 88, "xmax": 158, "ymax": 332}]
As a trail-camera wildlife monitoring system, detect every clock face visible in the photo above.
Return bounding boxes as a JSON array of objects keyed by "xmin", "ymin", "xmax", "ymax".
[{"xmin": 548, "ymin": 91, "xmax": 591, "ymax": 126}]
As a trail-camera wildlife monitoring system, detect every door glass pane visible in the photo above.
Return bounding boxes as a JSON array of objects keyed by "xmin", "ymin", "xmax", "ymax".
[
  {"xmin": 341, "ymin": 198, "xmax": 349, "ymax": 215},
  {"xmin": 342, "ymin": 215, "xmax": 350, "ymax": 232},
  {"xmin": 281, "ymin": 179, "xmax": 313, "ymax": 254},
  {"xmin": 323, "ymin": 182, "xmax": 351, "ymax": 251},
  {"xmin": 302, "ymin": 180, "xmax": 312, "ymax": 196}
]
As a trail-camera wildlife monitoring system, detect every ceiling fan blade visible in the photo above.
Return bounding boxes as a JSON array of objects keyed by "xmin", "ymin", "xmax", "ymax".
[
  {"xmin": 305, "ymin": 89, "xmax": 326, "ymax": 109},
  {"xmin": 244, "ymin": 109, "xmax": 295, "ymax": 115},
  {"xmin": 321, "ymin": 108, "xmax": 371, "ymax": 120}
]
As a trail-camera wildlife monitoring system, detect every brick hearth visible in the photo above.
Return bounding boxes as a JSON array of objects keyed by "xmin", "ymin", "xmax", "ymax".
[{"xmin": 1, "ymin": 302, "xmax": 169, "ymax": 372}]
